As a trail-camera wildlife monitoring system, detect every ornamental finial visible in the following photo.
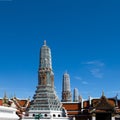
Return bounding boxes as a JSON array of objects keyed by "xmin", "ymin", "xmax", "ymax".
[
  {"xmin": 102, "ymin": 90, "xmax": 104, "ymax": 96},
  {"xmin": 44, "ymin": 40, "xmax": 46, "ymax": 46}
]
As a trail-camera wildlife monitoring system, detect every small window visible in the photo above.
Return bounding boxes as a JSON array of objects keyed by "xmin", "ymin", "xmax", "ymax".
[
  {"xmin": 45, "ymin": 114, "xmax": 47, "ymax": 117},
  {"xmin": 53, "ymin": 114, "xmax": 56, "ymax": 117},
  {"xmin": 58, "ymin": 114, "xmax": 60, "ymax": 117}
]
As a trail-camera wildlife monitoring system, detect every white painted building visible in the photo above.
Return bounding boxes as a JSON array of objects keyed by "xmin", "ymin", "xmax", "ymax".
[{"xmin": 0, "ymin": 106, "xmax": 19, "ymax": 120}]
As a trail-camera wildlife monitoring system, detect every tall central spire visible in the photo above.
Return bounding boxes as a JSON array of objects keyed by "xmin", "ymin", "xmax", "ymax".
[
  {"xmin": 29, "ymin": 40, "xmax": 62, "ymax": 112},
  {"xmin": 23, "ymin": 40, "xmax": 69, "ymax": 120}
]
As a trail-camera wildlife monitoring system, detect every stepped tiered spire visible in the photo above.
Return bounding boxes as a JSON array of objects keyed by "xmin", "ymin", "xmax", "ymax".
[
  {"xmin": 26, "ymin": 41, "xmax": 69, "ymax": 119},
  {"xmin": 29, "ymin": 41, "xmax": 61, "ymax": 111}
]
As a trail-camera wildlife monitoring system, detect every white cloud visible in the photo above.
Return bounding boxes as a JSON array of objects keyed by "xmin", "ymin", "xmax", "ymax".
[
  {"xmin": 82, "ymin": 81, "xmax": 88, "ymax": 85},
  {"xmin": 90, "ymin": 68, "xmax": 103, "ymax": 78},
  {"xmin": 83, "ymin": 60, "xmax": 105, "ymax": 78},
  {"xmin": 74, "ymin": 76, "xmax": 82, "ymax": 81},
  {"xmin": 84, "ymin": 60, "xmax": 104, "ymax": 67},
  {"xmin": 74, "ymin": 76, "xmax": 88, "ymax": 85}
]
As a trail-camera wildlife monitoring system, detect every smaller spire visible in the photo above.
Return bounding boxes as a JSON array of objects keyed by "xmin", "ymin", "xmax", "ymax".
[
  {"xmin": 44, "ymin": 40, "xmax": 46, "ymax": 46},
  {"xmin": 4, "ymin": 91, "xmax": 7, "ymax": 99},
  {"xmin": 116, "ymin": 93, "xmax": 118, "ymax": 97},
  {"xmin": 115, "ymin": 93, "xmax": 118, "ymax": 107},
  {"xmin": 13, "ymin": 93, "xmax": 16, "ymax": 99}
]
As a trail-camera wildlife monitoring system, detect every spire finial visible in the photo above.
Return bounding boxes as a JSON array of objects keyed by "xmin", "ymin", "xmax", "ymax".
[
  {"xmin": 44, "ymin": 40, "xmax": 46, "ymax": 46},
  {"xmin": 4, "ymin": 91, "xmax": 7, "ymax": 98},
  {"xmin": 116, "ymin": 93, "xmax": 118, "ymax": 97},
  {"xmin": 102, "ymin": 90, "xmax": 104, "ymax": 96}
]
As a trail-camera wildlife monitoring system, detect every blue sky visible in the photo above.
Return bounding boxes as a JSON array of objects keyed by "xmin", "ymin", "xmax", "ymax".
[{"xmin": 0, "ymin": 0, "xmax": 120, "ymax": 100}]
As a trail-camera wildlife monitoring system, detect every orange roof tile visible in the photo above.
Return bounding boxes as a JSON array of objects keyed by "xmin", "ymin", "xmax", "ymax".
[
  {"xmin": 0, "ymin": 99, "xmax": 2, "ymax": 105},
  {"xmin": 62, "ymin": 103, "xmax": 81, "ymax": 111}
]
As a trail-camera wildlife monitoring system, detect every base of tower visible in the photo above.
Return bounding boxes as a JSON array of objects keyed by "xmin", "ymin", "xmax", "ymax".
[
  {"xmin": 22, "ymin": 110, "xmax": 70, "ymax": 120},
  {"xmin": 22, "ymin": 117, "xmax": 70, "ymax": 120}
]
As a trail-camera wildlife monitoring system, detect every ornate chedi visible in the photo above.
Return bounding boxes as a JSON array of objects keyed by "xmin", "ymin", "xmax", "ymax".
[
  {"xmin": 62, "ymin": 72, "xmax": 72, "ymax": 102},
  {"xmin": 22, "ymin": 40, "xmax": 69, "ymax": 120}
]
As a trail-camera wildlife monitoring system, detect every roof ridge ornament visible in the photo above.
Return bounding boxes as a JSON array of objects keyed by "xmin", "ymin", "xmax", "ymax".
[{"xmin": 102, "ymin": 90, "xmax": 104, "ymax": 96}]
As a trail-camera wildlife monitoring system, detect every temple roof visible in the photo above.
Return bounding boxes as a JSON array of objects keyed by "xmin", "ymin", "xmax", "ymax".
[
  {"xmin": 89, "ymin": 95, "xmax": 115, "ymax": 113},
  {"xmin": 95, "ymin": 95, "xmax": 114, "ymax": 110}
]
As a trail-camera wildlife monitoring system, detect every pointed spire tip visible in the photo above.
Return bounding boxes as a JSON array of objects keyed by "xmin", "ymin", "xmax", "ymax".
[
  {"xmin": 44, "ymin": 40, "xmax": 46, "ymax": 46},
  {"xmin": 102, "ymin": 90, "xmax": 104, "ymax": 96}
]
